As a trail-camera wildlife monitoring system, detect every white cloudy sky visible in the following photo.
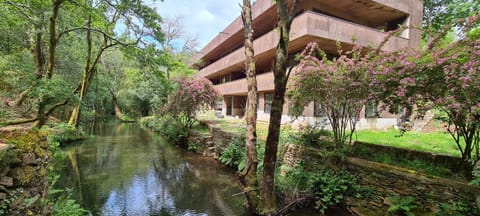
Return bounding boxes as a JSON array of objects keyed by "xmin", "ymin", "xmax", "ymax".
[{"xmin": 155, "ymin": 0, "xmax": 243, "ymax": 49}]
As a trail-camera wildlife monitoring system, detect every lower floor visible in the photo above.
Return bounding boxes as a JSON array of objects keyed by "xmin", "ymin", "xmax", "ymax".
[{"xmin": 218, "ymin": 92, "xmax": 432, "ymax": 131}]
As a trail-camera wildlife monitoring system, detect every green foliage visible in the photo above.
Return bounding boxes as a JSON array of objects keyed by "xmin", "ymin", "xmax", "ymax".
[
  {"xmin": 277, "ymin": 164, "xmax": 359, "ymax": 214},
  {"xmin": 140, "ymin": 116, "xmax": 188, "ymax": 145},
  {"xmin": 47, "ymin": 139, "xmax": 88, "ymax": 216},
  {"xmin": 52, "ymin": 189, "xmax": 89, "ymax": 216},
  {"xmin": 309, "ymin": 170, "xmax": 358, "ymax": 214},
  {"xmin": 187, "ymin": 141, "xmax": 199, "ymax": 152},
  {"xmin": 436, "ymin": 200, "xmax": 477, "ymax": 216},
  {"xmin": 219, "ymin": 136, "xmax": 246, "ymax": 171},
  {"xmin": 387, "ymin": 196, "xmax": 417, "ymax": 216},
  {"xmin": 0, "ymin": 189, "xmax": 22, "ymax": 216},
  {"xmin": 423, "ymin": 0, "xmax": 479, "ymax": 37},
  {"xmin": 469, "ymin": 170, "xmax": 480, "ymax": 186},
  {"xmin": 294, "ymin": 126, "xmax": 332, "ymax": 147},
  {"xmin": 50, "ymin": 123, "xmax": 86, "ymax": 144},
  {"xmin": 350, "ymin": 145, "xmax": 455, "ymax": 178}
]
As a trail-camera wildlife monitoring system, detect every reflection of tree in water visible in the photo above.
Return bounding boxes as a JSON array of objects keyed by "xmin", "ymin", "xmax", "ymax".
[
  {"xmin": 152, "ymin": 154, "xmax": 244, "ymax": 215},
  {"xmin": 59, "ymin": 123, "xmax": 245, "ymax": 215}
]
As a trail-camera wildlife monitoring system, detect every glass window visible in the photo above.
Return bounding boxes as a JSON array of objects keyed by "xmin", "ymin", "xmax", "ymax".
[
  {"xmin": 314, "ymin": 101, "xmax": 325, "ymax": 117},
  {"xmin": 365, "ymin": 100, "xmax": 378, "ymax": 118},
  {"xmin": 264, "ymin": 93, "xmax": 273, "ymax": 113}
]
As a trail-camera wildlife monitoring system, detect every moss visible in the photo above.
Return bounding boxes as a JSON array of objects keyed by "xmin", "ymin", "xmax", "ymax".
[
  {"xmin": 1, "ymin": 130, "xmax": 48, "ymax": 154},
  {"xmin": 10, "ymin": 166, "xmax": 36, "ymax": 186}
]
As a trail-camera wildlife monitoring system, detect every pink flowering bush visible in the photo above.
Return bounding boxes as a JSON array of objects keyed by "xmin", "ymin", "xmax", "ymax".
[
  {"xmin": 161, "ymin": 78, "xmax": 218, "ymax": 128},
  {"xmin": 369, "ymin": 16, "xmax": 480, "ymax": 179},
  {"xmin": 290, "ymin": 15, "xmax": 479, "ymax": 178},
  {"xmin": 288, "ymin": 42, "xmax": 369, "ymax": 146}
]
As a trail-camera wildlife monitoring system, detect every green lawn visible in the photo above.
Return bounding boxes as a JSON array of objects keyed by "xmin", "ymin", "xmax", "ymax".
[
  {"xmin": 197, "ymin": 111, "xmax": 462, "ymax": 157},
  {"xmin": 196, "ymin": 111, "xmax": 286, "ymax": 141},
  {"xmin": 355, "ymin": 129, "xmax": 461, "ymax": 157}
]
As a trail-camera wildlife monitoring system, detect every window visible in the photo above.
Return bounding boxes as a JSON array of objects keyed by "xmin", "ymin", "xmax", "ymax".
[
  {"xmin": 220, "ymin": 74, "xmax": 231, "ymax": 84},
  {"xmin": 365, "ymin": 100, "xmax": 378, "ymax": 118},
  {"xmin": 314, "ymin": 101, "xmax": 325, "ymax": 117},
  {"xmin": 264, "ymin": 93, "xmax": 273, "ymax": 113},
  {"xmin": 215, "ymin": 98, "xmax": 223, "ymax": 111}
]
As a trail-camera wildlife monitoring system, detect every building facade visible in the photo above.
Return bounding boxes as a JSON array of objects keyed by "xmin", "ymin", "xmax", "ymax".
[{"xmin": 193, "ymin": 0, "xmax": 424, "ymax": 129}]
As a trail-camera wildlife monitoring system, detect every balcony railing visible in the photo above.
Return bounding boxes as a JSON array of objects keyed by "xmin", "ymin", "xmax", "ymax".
[{"xmin": 198, "ymin": 11, "xmax": 410, "ymax": 80}]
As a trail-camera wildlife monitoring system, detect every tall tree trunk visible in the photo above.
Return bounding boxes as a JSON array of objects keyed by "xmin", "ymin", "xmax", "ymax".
[
  {"xmin": 33, "ymin": 0, "xmax": 66, "ymax": 128},
  {"xmin": 260, "ymin": 0, "xmax": 296, "ymax": 215},
  {"xmin": 239, "ymin": 0, "xmax": 259, "ymax": 213},
  {"xmin": 46, "ymin": 0, "xmax": 63, "ymax": 79},
  {"xmin": 69, "ymin": 16, "xmax": 93, "ymax": 127}
]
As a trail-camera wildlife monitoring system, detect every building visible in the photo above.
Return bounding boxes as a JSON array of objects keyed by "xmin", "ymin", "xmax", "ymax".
[{"xmin": 193, "ymin": 0, "xmax": 424, "ymax": 129}]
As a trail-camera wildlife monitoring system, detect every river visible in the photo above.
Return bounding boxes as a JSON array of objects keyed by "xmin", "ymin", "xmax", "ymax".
[{"xmin": 59, "ymin": 122, "xmax": 247, "ymax": 216}]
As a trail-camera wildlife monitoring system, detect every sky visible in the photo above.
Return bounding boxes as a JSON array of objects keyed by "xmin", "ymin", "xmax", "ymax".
[{"xmin": 155, "ymin": 0, "xmax": 243, "ymax": 49}]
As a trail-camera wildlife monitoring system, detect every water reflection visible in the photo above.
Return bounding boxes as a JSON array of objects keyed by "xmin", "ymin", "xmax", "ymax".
[{"xmin": 59, "ymin": 122, "xmax": 246, "ymax": 216}]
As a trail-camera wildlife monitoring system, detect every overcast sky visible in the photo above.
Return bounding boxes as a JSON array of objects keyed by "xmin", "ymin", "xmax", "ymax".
[{"xmin": 155, "ymin": 0, "xmax": 243, "ymax": 49}]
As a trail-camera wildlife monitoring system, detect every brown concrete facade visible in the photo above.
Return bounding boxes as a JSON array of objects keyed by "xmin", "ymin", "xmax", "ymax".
[{"xmin": 194, "ymin": 0, "xmax": 423, "ymax": 129}]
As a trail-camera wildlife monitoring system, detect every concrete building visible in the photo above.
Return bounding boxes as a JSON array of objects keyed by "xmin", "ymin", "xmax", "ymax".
[{"xmin": 193, "ymin": 0, "xmax": 424, "ymax": 129}]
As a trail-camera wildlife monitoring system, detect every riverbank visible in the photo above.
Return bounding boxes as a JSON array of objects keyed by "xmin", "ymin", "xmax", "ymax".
[
  {"xmin": 140, "ymin": 115, "xmax": 480, "ymax": 215},
  {"xmin": 0, "ymin": 124, "xmax": 87, "ymax": 215}
]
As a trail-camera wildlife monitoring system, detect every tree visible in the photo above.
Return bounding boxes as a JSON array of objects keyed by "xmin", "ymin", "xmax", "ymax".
[
  {"xmin": 288, "ymin": 42, "xmax": 369, "ymax": 146},
  {"xmin": 369, "ymin": 16, "xmax": 480, "ymax": 179},
  {"xmin": 423, "ymin": 0, "xmax": 479, "ymax": 37},
  {"xmin": 238, "ymin": 0, "xmax": 259, "ymax": 213},
  {"xmin": 67, "ymin": 0, "xmax": 164, "ymax": 127},
  {"xmin": 0, "ymin": 0, "xmax": 71, "ymax": 128},
  {"xmin": 161, "ymin": 78, "xmax": 218, "ymax": 129},
  {"xmin": 260, "ymin": 0, "xmax": 297, "ymax": 214}
]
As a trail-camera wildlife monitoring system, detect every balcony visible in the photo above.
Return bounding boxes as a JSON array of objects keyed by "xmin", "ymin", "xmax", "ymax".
[
  {"xmin": 214, "ymin": 72, "xmax": 275, "ymax": 95},
  {"xmin": 197, "ymin": 11, "xmax": 410, "ymax": 79}
]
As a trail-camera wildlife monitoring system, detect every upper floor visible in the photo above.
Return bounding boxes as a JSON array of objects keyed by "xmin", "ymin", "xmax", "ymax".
[{"xmin": 192, "ymin": 0, "xmax": 423, "ymax": 74}]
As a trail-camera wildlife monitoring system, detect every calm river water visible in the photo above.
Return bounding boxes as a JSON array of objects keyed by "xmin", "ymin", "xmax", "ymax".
[{"xmin": 59, "ymin": 122, "xmax": 247, "ymax": 216}]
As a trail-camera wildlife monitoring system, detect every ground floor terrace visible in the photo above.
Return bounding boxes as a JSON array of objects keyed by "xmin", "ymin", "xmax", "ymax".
[{"xmin": 216, "ymin": 81, "xmax": 432, "ymax": 131}]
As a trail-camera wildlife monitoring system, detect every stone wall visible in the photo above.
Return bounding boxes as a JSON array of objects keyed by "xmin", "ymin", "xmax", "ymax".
[
  {"xmin": 344, "ymin": 157, "xmax": 480, "ymax": 215},
  {"xmin": 189, "ymin": 121, "xmax": 237, "ymax": 159},
  {"xmin": 0, "ymin": 130, "xmax": 50, "ymax": 215},
  {"xmin": 191, "ymin": 121, "xmax": 480, "ymax": 215},
  {"xmin": 353, "ymin": 141, "xmax": 462, "ymax": 171}
]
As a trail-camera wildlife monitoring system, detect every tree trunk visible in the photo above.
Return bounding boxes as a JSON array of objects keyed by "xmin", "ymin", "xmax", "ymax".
[
  {"xmin": 260, "ymin": 0, "xmax": 296, "ymax": 215},
  {"xmin": 33, "ymin": 100, "xmax": 48, "ymax": 128},
  {"xmin": 69, "ymin": 16, "xmax": 93, "ymax": 127},
  {"xmin": 239, "ymin": 0, "xmax": 260, "ymax": 213},
  {"xmin": 33, "ymin": 0, "xmax": 65, "ymax": 128},
  {"xmin": 46, "ymin": 0, "xmax": 63, "ymax": 79},
  {"xmin": 110, "ymin": 90, "xmax": 133, "ymax": 122}
]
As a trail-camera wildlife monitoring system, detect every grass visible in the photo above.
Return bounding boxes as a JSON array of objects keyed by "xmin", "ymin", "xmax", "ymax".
[
  {"xmin": 355, "ymin": 129, "xmax": 461, "ymax": 157},
  {"xmin": 196, "ymin": 111, "xmax": 289, "ymax": 141}
]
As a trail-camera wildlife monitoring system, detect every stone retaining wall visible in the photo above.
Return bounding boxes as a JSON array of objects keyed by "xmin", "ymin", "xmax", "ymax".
[
  {"xmin": 353, "ymin": 141, "xmax": 462, "ymax": 171},
  {"xmin": 0, "ymin": 130, "xmax": 50, "ymax": 215},
  {"xmin": 345, "ymin": 157, "xmax": 480, "ymax": 215},
  {"xmin": 192, "ymin": 121, "xmax": 480, "ymax": 215}
]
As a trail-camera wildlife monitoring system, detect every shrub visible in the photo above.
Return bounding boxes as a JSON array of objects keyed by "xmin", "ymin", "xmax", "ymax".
[
  {"xmin": 387, "ymin": 196, "xmax": 417, "ymax": 216},
  {"xmin": 309, "ymin": 170, "xmax": 358, "ymax": 214},
  {"xmin": 50, "ymin": 123, "xmax": 86, "ymax": 144},
  {"xmin": 160, "ymin": 78, "xmax": 218, "ymax": 129},
  {"xmin": 296, "ymin": 125, "xmax": 332, "ymax": 147},
  {"xmin": 219, "ymin": 136, "xmax": 246, "ymax": 170}
]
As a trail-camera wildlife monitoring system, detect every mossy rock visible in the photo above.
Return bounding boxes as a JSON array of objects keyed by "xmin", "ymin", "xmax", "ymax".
[
  {"xmin": 10, "ymin": 166, "xmax": 36, "ymax": 186},
  {"xmin": 0, "ymin": 130, "xmax": 48, "ymax": 154}
]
